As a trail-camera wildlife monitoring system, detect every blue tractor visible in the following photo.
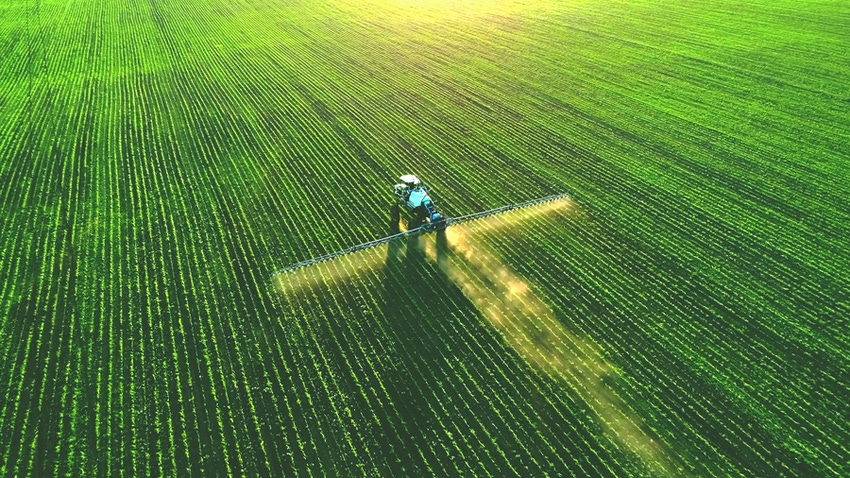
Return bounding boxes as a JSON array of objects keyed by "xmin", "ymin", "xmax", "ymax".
[{"xmin": 392, "ymin": 175, "xmax": 446, "ymax": 231}]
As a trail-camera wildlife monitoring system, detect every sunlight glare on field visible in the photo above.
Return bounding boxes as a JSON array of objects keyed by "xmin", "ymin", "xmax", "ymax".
[{"xmin": 333, "ymin": 0, "xmax": 557, "ymax": 25}]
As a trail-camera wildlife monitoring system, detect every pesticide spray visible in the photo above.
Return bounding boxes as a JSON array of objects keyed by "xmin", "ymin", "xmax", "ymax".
[{"xmin": 271, "ymin": 194, "xmax": 684, "ymax": 473}]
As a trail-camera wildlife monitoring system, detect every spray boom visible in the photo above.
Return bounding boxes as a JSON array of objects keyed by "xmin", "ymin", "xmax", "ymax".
[{"xmin": 272, "ymin": 193, "xmax": 571, "ymax": 276}]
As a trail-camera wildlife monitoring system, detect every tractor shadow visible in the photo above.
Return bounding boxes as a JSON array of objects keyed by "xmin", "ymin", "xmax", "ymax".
[{"xmin": 375, "ymin": 216, "xmax": 468, "ymax": 473}]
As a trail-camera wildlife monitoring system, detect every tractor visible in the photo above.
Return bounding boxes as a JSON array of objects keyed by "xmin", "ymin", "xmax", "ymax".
[{"xmin": 391, "ymin": 175, "xmax": 446, "ymax": 231}]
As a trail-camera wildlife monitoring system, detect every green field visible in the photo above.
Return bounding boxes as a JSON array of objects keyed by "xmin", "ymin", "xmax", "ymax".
[{"xmin": 1, "ymin": 0, "xmax": 849, "ymax": 475}]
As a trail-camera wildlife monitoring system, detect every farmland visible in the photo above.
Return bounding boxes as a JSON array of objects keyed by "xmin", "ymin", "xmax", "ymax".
[{"xmin": 1, "ymin": 0, "xmax": 849, "ymax": 475}]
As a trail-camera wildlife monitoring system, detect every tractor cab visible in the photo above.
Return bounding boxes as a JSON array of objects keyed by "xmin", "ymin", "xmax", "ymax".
[
  {"xmin": 394, "ymin": 174, "xmax": 421, "ymax": 201},
  {"xmin": 401, "ymin": 174, "xmax": 420, "ymax": 189},
  {"xmin": 394, "ymin": 174, "xmax": 424, "ymax": 203}
]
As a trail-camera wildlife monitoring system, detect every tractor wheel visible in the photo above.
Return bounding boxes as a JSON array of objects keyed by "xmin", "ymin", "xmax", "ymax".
[{"xmin": 390, "ymin": 203, "xmax": 400, "ymax": 222}]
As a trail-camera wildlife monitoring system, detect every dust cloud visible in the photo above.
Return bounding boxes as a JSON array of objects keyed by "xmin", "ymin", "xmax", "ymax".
[{"xmin": 420, "ymin": 198, "xmax": 685, "ymax": 475}]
